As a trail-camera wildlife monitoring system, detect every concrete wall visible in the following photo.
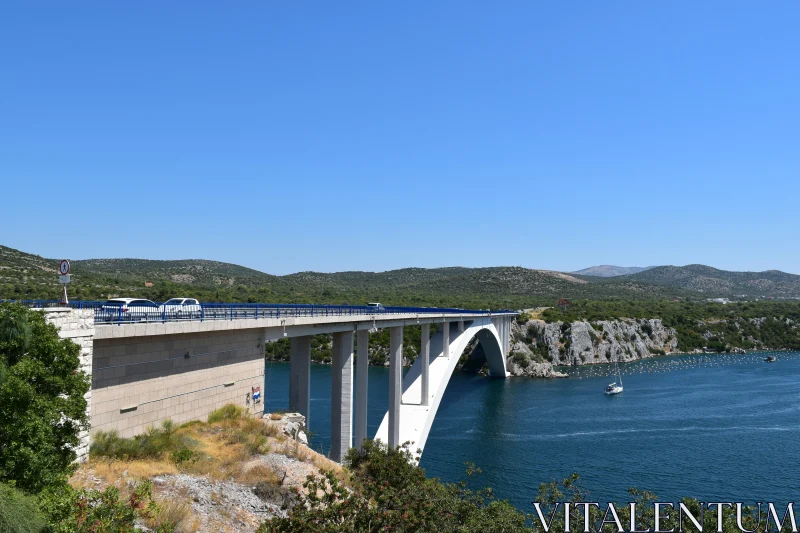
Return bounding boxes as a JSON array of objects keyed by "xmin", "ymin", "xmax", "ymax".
[
  {"xmin": 91, "ymin": 328, "xmax": 264, "ymax": 438},
  {"xmin": 42, "ymin": 308, "xmax": 94, "ymax": 461}
]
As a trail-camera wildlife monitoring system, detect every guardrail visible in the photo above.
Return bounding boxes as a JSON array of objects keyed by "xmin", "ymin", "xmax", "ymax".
[{"xmin": 2, "ymin": 300, "xmax": 516, "ymax": 325}]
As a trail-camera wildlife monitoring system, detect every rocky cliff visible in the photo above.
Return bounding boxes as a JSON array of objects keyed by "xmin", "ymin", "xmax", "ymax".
[{"xmin": 506, "ymin": 317, "xmax": 678, "ymax": 376}]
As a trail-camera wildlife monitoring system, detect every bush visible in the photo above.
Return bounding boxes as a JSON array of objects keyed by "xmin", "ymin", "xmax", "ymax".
[
  {"xmin": 207, "ymin": 404, "xmax": 246, "ymax": 423},
  {"xmin": 0, "ymin": 482, "xmax": 46, "ymax": 533},
  {"xmin": 510, "ymin": 351, "xmax": 532, "ymax": 368},
  {"xmin": 515, "ymin": 311, "xmax": 532, "ymax": 325},
  {"xmin": 39, "ymin": 481, "xmax": 164, "ymax": 533},
  {"xmin": 257, "ymin": 441, "xmax": 528, "ymax": 533},
  {"xmin": 0, "ymin": 304, "xmax": 91, "ymax": 493},
  {"xmin": 90, "ymin": 420, "xmax": 196, "ymax": 461}
]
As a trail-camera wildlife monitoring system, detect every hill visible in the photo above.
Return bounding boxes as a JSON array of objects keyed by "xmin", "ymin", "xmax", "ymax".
[
  {"xmin": 620, "ymin": 264, "xmax": 800, "ymax": 298},
  {"xmin": 573, "ymin": 265, "xmax": 653, "ymax": 277},
  {"xmin": 4, "ymin": 245, "xmax": 799, "ymax": 305},
  {"xmin": 0, "ymin": 245, "xmax": 688, "ymax": 307}
]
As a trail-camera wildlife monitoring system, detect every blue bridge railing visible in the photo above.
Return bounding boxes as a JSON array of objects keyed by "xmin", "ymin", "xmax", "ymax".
[{"xmin": 2, "ymin": 300, "xmax": 515, "ymax": 325}]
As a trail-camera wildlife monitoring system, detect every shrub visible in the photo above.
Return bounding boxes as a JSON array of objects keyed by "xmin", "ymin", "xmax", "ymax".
[
  {"xmin": 171, "ymin": 447, "xmax": 197, "ymax": 465},
  {"xmin": 207, "ymin": 404, "xmax": 245, "ymax": 423},
  {"xmin": 90, "ymin": 420, "xmax": 196, "ymax": 461},
  {"xmin": 144, "ymin": 498, "xmax": 191, "ymax": 533},
  {"xmin": 39, "ymin": 480, "xmax": 161, "ymax": 533},
  {"xmin": 515, "ymin": 311, "xmax": 532, "ymax": 325},
  {"xmin": 510, "ymin": 351, "xmax": 532, "ymax": 369},
  {"xmin": 0, "ymin": 304, "xmax": 91, "ymax": 492},
  {"xmin": 257, "ymin": 441, "xmax": 528, "ymax": 533},
  {"xmin": 0, "ymin": 482, "xmax": 46, "ymax": 533}
]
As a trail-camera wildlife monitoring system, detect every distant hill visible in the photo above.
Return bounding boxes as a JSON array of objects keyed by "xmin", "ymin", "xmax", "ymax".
[
  {"xmin": 2, "ymin": 245, "xmax": 798, "ymax": 305},
  {"xmin": 621, "ymin": 264, "xmax": 800, "ymax": 298},
  {"xmin": 573, "ymin": 265, "xmax": 654, "ymax": 277},
  {"xmin": 0, "ymin": 245, "xmax": 688, "ymax": 307}
]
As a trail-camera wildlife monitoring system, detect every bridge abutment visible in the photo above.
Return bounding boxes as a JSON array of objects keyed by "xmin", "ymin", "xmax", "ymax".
[{"xmin": 42, "ymin": 308, "xmax": 94, "ymax": 462}]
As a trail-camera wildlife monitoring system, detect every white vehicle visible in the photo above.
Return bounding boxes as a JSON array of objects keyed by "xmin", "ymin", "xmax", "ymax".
[
  {"xmin": 98, "ymin": 298, "xmax": 161, "ymax": 322},
  {"xmin": 366, "ymin": 302, "xmax": 385, "ymax": 311},
  {"xmin": 159, "ymin": 298, "xmax": 202, "ymax": 319}
]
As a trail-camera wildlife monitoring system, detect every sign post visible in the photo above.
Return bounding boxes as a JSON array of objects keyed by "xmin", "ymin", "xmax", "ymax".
[{"xmin": 59, "ymin": 260, "xmax": 71, "ymax": 306}]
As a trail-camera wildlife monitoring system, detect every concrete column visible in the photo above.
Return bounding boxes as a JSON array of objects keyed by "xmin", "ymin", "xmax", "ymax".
[
  {"xmin": 442, "ymin": 321, "xmax": 450, "ymax": 359},
  {"xmin": 420, "ymin": 324, "xmax": 430, "ymax": 406},
  {"xmin": 388, "ymin": 326, "xmax": 403, "ymax": 448},
  {"xmin": 289, "ymin": 336, "xmax": 311, "ymax": 423},
  {"xmin": 355, "ymin": 329, "xmax": 369, "ymax": 450},
  {"xmin": 330, "ymin": 331, "xmax": 354, "ymax": 462},
  {"xmin": 458, "ymin": 320, "xmax": 464, "ymax": 333},
  {"xmin": 505, "ymin": 317, "xmax": 510, "ymax": 355}
]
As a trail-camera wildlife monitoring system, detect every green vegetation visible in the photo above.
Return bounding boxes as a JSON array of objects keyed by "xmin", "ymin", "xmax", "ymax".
[
  {"xmin": 0, "ymin": 303, "xmax": 90, "ymax": 493},
  {"xmin": 265, "ymin": 324, "xmax": 439, "ymax": 366},
  {"xmin": 0, "ymin": 482, "xmax": 46, "ymax": 533},
  {"xmin": 258, "ymin": 440, "xmax": 529, "ymax": 533},
  {"xmin": 89, "ymin": 420, "xmax": 197, "ymax": 462},
  {"xmin": 619, "ymin": 264, "xmax": 800, "ymax": 298},
  {"xmin": 510, "ymin": 351, "xmax": 532, "ymax": 368},
  {"xmin": 39, "ymin": 481, "xmax": 166, "ymax": 533},
  {"xmin": 2, "ymin": 244, "xmax": 699, "ymax": 308},
  {"xmin": 543, "ymin": 300, "xmax": 800, "ymax": 352},
  {"xmin": 259, "ymin": 442, "xmax": 774, "ymax": 533}
]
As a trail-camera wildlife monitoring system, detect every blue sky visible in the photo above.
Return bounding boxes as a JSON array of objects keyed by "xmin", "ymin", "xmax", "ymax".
[{"xmin": 1, "ymin": 2, "xmax": 798, "ymax": 275}]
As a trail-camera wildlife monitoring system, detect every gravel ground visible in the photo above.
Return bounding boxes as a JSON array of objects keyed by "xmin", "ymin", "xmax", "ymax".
[
  {"xmin": 243, "ymin": 453, "xmax": 318, "ymax": 489},
  {"xmin": 152, "ymin": 473, "xmax": 287, "ymax": 532}
]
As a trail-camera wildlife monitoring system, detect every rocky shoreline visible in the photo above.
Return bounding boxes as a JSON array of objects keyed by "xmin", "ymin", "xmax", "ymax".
[{"xmin": 504, "ymin": 316, "xmax": 679, "ymax": 378}]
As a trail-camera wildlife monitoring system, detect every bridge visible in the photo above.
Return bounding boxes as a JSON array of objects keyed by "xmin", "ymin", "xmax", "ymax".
[{"xmin": 21, "ymin": 301, "xmax": 516, "ymax": 462}]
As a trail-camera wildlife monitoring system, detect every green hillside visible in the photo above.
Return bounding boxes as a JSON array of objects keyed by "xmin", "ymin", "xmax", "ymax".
[
  {"xmin": 5, "ymin": 245, "xmax": 800, "ymax": 306},
  {"xmin": 1, "ymin": 245, "xmax": 691, "ymax": 307},
  {"xmin": 620, "ymin": 264, "xmax": 800, "ymax": 298}
]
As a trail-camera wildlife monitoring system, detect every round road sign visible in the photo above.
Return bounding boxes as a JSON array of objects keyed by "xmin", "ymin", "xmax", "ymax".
[{"xmin": 59, "ymin": 260, "xmax": 70, "ymax": 275}]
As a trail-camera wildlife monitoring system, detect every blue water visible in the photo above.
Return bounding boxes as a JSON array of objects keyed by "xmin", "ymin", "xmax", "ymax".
[{"xmin": 263, "ymin": 351, "xmax": 800, "ymax": 509}]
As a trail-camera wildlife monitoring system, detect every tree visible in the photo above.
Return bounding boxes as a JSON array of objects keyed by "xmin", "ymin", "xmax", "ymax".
[
  {"xmin": 257, "ymin": 440, "xmax": 529, "ymax": 533},
  {"xmin": 0, "ymin": 303, "xmax": 90, "ymax": 493}
]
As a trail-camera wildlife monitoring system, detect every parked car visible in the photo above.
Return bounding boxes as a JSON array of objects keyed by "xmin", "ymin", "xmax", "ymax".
[
  {"xmin": 97, "ymin": 298, "xmax": 161, "ymax": 322},
  {"xmin": 158, "ymin": 298, "xmax": 202, "ymax": 319}
]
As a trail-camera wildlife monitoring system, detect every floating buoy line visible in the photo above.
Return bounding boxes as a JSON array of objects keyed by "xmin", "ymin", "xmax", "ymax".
[{"xmin": 558, "ymin": 350, "xmax": 800, "ymax": 380}]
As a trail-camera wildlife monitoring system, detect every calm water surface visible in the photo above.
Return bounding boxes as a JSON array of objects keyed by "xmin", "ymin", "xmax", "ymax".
[{"xmin": 263, "ymin": 351, "xmax": 800, "ymax": 510}]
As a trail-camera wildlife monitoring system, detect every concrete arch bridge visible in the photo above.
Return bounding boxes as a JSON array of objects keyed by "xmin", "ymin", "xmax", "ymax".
[{"xmin": 30, "ymin": 302, "xmax": 516, "ymax": 462}]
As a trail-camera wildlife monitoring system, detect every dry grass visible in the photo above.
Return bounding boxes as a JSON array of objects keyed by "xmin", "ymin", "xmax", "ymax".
[
  {"xmin": 269, "ymin": 413, "xmax": 283, "ymax": 421},
  {"xmin": 145, "ymin": 497, "xmax": 195, "ymax": 533},
  {"xmin": 84, "ymin": 458, "xmax": 178, "ymax": 486},
  {"xmin": 238, "ymin": 463, "xmax": 282, "ymax": 486},
  {"xmin": 76, "ymin": 405, "xmax": 345, "ymax": 501}
]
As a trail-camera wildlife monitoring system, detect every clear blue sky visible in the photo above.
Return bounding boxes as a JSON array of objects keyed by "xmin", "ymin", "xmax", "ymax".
[{"xmin": 1, "ymin": 2, "xmax": 798, "ymax": 275}]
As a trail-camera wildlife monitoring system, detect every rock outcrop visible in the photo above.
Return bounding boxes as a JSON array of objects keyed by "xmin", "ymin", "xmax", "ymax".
[{"xmin": 507, "ymin": 317, "xmax": 678, "ymax": 374}]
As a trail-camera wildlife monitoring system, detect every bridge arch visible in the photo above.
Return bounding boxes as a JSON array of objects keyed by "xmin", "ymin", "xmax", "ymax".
[{"xmin": 373, "ymin": 317, "xmax": 510, "ymax": 458}]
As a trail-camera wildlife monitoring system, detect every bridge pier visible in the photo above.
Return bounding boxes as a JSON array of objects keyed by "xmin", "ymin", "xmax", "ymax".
[
  {"xmin": 355, "ymin": 329, "xmax": 369, "ymax": 450},
  {"xmin": 388, "ymin": 326, "xmax": 403, "ymax": 448},
  {"xmin": 420, "ymin": 324, "xmax": 430, "ymax": 406},
  {"xmin": 330, "ymin": 331, "xmax": 354, "ymax": 462},
  {"xmin": 289, "ymin": 336, "xmax": 312, "ymax": 424}
]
